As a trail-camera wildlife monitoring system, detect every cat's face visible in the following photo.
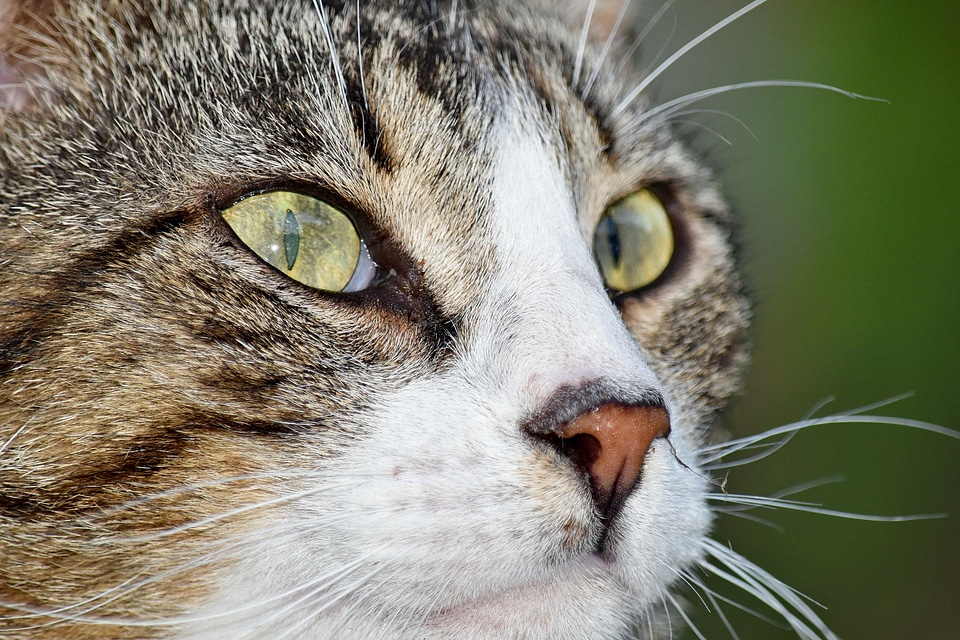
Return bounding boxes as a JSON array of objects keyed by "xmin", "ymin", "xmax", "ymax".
[{"xmin": 0, "ymin": 1, "xmax": 753, "ymax": 638}]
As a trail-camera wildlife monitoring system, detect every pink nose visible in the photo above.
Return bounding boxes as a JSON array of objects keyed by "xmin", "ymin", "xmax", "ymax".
[{"xmin": 558, "ymin": 403, "xmax": 671, "ymax": 520}]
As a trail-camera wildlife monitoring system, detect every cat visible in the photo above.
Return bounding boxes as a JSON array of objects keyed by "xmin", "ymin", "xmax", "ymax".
[{"xmin": 0, "ymin": 1, "xmax": 945, "ymax": 639}]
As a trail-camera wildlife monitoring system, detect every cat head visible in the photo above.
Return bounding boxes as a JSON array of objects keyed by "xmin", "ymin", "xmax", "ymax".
[{"xmin": 0, "ymin": 1, "xmax": 750, "ymax": 637}]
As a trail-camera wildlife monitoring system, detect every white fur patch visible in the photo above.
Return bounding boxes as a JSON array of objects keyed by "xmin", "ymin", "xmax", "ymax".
[{"xmin": 190, "ymin": 109, "xmax": 711, "ymax": 640}]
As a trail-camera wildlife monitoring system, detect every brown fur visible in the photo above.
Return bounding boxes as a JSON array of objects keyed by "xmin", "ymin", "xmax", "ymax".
[{"xmin": 0, "ymin": 1, "xmax": 750, "ymax": 637}]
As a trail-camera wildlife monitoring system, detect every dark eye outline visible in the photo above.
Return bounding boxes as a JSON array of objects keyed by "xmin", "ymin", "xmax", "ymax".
[
  {"xmin": 210, "ymin": 181, "xmax": 449, "ymax": 336},
  {"xmin": 597, "ymin": 184, "xmax": 689, "ymax": 301},
  {"xmin": 212, "ymin": 182, "xmax": 431, "ymax": 306},
  {"xmin": 218, "ymin": 189, "xmax": 378, "ymax": 293}
]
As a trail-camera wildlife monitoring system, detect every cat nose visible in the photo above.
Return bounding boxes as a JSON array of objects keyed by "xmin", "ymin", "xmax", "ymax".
[{"xmin": 556, "ymin": 404, "xmax": 671, "ymax": 523}]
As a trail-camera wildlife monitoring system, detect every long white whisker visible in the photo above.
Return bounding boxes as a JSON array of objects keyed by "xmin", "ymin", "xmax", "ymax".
[
  {"xmin": 612, "ymin": 0, "xmax": 679, "ymax": 76},
  {"xmin": 1, "ymin": 525, "xmax": 364, "ymax": 629},
  {"xmin": 699, "ymin": 557, "xmax": 820, "ymax": 638},
  {"xmin": 571, "ymin": 0, "xmax": 598, "ymax": 89},
  {"xmin": 836, "ymin": 391, "xmax": 916, "ymax": 416},
  {"xmin": 671, "ymin": 118, "xmax": 734, "ymax": 145},
  {"xmin": 713, "ymin": 508, "xmax": 784, "ymax": 531},
  {"xmin": 767, "ymin": 476, "xmax": 847, "ymax": 499},
  {"xmin": 264, "ymin": 565, "xmax": 384, "ymax": 640},
  {"xmin": 312, "ymin": 0, "xmax": 349, "ymax": 109},
  {"xmin": 666, "ymin": 591, "xmax": 708, "ymax": 640},
  {"xmin": 711, "ymin": 492, "xmax": 945, "ymax": 522},
  {"xmin": 630, "ymin": 80, "xmax": 884, "ymax": 134},
  {"xmin": 613, "ymin": 0, "xmax": 770, "ymax": 115},
  {"xmin": 356, "ymin": 0, "xmax": 368, "ymax": 109},
  {"xmin": 700, "ymin": 413, "xmax": 952, "ymax": 467},
  {"xmin": 581, "ymin": 0, "xmax": 633, "ymax": 100},
  {"xmin": 89, "ymin": 470, "xmax": 330, "ymax": 519},
  {"xmin": 669, "ymin": 107, "xmax": 759, "ymax": 140},
  {"xmin": 682, "ymin": 568, "xmax": 783, "ymax": 635},
  {"xmin": 0, "ymin": 416, "xmax": 32, "ymax": 454},
  {"xmin": 0, "ymin": 573, "xmax": 147, "ymax": 622},
  {"xmin": 120, "ymin": 479, "xmax": 365, "ymax": 541},
  {"xmin": 802, "ymin": 395, "xmax": 837, "ymax": 419},
  {"xmin": 660, "ymin": 591, "xmax": 674, "ymax": 639},
  {"xmin": 712, "ymin": 476, "xmax": 846, "ymax": 519},
  {"xmin": 682, "ymin": 570, "xmax": 743, "ymax": 640},
  {"xmin": 702, "ymin": 539, "xmax": 838, "ymax": 640},
  {"xmin": 702, "ymin": 431, "xmax": 795, "ymax": 470}
]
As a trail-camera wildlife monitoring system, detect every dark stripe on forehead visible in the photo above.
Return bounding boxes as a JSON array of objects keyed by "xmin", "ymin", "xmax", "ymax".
[{"xmin": 346, "ymin": 76, "xmax": 394, "ymax": 173}]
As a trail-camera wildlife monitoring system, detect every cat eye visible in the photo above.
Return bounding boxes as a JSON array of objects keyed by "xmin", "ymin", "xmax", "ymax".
[
  {"xmin": 221, "ymin": 191, "xmax": 376, "ymax": 292},
  {"xmin": 593, "ymin": 189, "xmax": 674, "ymax": 293}
]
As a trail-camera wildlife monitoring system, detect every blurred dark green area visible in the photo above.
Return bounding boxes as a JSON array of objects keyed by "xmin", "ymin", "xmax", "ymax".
[{"xmin": 642, "ymin": 1, "xmax": 959, "ymax": 638}]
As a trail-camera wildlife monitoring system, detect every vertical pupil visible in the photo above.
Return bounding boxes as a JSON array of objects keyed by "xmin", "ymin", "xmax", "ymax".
[
  {"xmin": 283, "ymin": 208, "xmax": 300, "ymax": 271},
  {"xmin": 604, "ymin": 215, "xmax": 621, "ymax": 266}
]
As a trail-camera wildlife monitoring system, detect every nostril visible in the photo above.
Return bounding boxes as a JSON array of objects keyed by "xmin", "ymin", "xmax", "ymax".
[
  {"xmin": 529, "ymin": 401, "xmax": 671, "ymax": 525},
  {"xmin": 560, "ymin": 432, "xmax": 602, "ymax": 471}
]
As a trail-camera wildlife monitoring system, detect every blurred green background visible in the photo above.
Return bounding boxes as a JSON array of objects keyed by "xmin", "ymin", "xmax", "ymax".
[{"xmin": 641, "ymin": 1, "xmax": 959, "ymax": 638}]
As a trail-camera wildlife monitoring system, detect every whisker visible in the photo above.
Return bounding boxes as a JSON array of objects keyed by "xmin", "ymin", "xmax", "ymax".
[
  {"xmin": 571, "ymin": 0, "xmax": 598, "ymax": 89},
  {"xmin": 711, "ymin": 492, "xmax": 945, "ymax": 522},
  {"xmin": 702, "ymin": 431, "xmax": 795, "ymax": 470},
  {"xmin": 118, "ymin": 479, "xmax": 364, "ymax": 541},
  {"xmin": 1, "ymin": 525, "xmax": 341, "ymax": 629},
  {"xmin": 666, "ymin": 591, "xmax": 708, "ymax": 640},
  {"xmin": 0, "ymin": 573, "xmax": 147, "ymax": 622},
  {"xmin": 660, "ymin": 591, "xmax": 673, "ymax": 639},
  {"xmin": 802, "ymin": 395, "xmax": 837, "ymax": 419},
  {"xmin": 239, "ymin": 561, "xmax": 385, "ymax": 640},
  {"xmin": 630, "ymin": 80, "xmax": 884, "ymax": 134},
  {"xmin": 709, "ymin": 476, "xmax": 845, "ymax": 525},
  {"xmin": 836, "ymin": 391, "xmax": 915, "ymax": 416},
  {"xmin": 700, "ymin": 413, "xmax": 954, "ymax": 468},
  {"xmin": 356, "ymin": 0, "xmax": 368, "ymax": 109},
  {"xmin": 581, "ymin": 0, "xmax": 633, "ymax": 100},
  {"xmin": 671, "ymin": 119, "xmax": 734, "ymax": 145},
  {"xmin": 89, "ymin": 469, "xmax": 335, "ymax": 519},
  {"xmin": 0, "ymin": 416, "xmax": 32, "ymax": 454},
  {"xmin": 311, "ymin": 0, "xmax": 349, "ymax": 109},
  {"xmin": 613, "ymin": 0, "xmax": 771, "ymax": 116},
  {"xmin": 700, "ymin": 539, "xmax": 838, "ymax": 640},
  {"xmin": 681, "ymin": 568, "xmax": 782, "ymax": 635},
  {"xmin": 711, "ymin": 508, "xmax": 783, "ymax": 531},
  {"xmin": 683, "ymin": 571, "xmax": 742, "ymax": 640},
  {"xmin": 612, "ymin": 0, "xmax": 679, "ymax": 77},
  {"xmin": 669, "ymin": 107, "xmax": 759, "ymax": 141}
]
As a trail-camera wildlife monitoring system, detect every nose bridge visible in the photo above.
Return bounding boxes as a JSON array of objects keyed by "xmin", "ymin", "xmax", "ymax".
[
  {"xmin": 477, "ymin": 121, "xmax": 660, "ymax": 397},
  {"xmin": 510, "ymin": 265, "xmax": 638, "ymax": 366}
]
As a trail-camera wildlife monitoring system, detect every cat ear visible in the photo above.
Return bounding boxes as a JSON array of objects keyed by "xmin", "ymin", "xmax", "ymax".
[{"xmin": 0, "ymin": 0, "xmax": 57, "ymax": 114}]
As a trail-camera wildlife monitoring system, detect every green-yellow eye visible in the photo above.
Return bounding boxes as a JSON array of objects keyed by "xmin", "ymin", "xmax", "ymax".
[
  {"xmin": 593, "ymin": 189, "xmax": 674, "ymax": 292},
  {"xmin": 221, "ymin": 191, "xmax": 375, "ymax": 292}
]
